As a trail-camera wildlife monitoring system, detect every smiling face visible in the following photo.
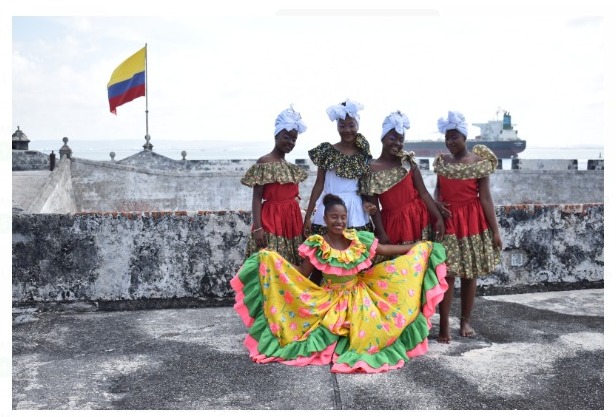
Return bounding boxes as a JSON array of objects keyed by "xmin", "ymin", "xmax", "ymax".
[
  {"xmin": 324, "ymin": 203, "xmax": 347, "ymax": 236},
  {"xmin": 382, "ymin": 129, "xmax": 405, "ymax": 156},
  {"xmin": 337, "ymin": 115, "xmax": 359, "ymax": 143},
  {"xmin": 445, "ymin": 129, "xmax": 467, "ymax": 155},
  {"xmin": 274, "ymin": 129, "xmax": 298, "ymax": 154}
]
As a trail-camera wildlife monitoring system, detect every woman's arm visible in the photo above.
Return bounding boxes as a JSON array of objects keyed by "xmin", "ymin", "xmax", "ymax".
[
  {"xmin": 433, "ymin": 177, "xmax": 451, "ymax": 219},
  {"xmin": 251, "ymin": 185, "xmax": 266, "ymax": 247},
  {"xmin": 303, "ymin": 167, "xmax": 325, "ymax": 237},
  {"xmin": 375, "ymin": 241, "xmax": 419, "ymax": 257},
  {"xmin": 412, "ymin": 167, "xmax": 445, "ymax": 238},
  {"xmin": 366, "ymin": 195, "xmax": 389, "ymax": 244},
  {"xmin": 478, "ymin": 176, "xmax": 502, "ymax": 250},
  {"xmin": 295, "ymin": 257, "xmax": 316, "ymax": 279}
]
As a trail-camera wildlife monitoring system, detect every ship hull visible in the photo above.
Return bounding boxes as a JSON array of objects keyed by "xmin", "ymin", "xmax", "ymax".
[{"xmin": 404, "ymin": 139, "xmax": 527, "ymax": 159}]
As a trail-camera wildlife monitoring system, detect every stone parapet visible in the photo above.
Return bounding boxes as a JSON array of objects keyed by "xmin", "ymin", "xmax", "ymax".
[{"xmin": 12, "ymin": 204, "xmax": 603, "ymax": 308}]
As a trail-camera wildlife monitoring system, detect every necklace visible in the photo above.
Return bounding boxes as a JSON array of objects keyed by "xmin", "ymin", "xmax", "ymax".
[{"xmin": 324, "ymin": 232, "xmax": 348, "ymax": 250}]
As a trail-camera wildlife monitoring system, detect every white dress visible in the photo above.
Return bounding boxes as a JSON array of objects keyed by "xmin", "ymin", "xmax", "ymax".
[{"xmin": 312, "ymin": 170, "xmax": 370, "ymax": 228}]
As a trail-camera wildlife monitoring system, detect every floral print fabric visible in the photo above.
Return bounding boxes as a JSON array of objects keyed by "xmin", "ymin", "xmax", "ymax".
[
  {"xmin": 432, "ymin": 144, "xmax": 497, "ymax": 180},
  {"xmin": 432, "ymin": 144, "xmax": 500, "ymax": 279},
  {"xmin": 308, "ymin": 134, "xmax": 372, "ymax": 180},
  {"xmin": 242, "ymin": 161, "xmax": 308, "ymax": 264},
  {"xmin": 230, "ymin": 233, "xmax": 449, "ymax": 373},
  {"xmin": 240, "ymin": 161, "xmax": 308, "ymax": 187}
]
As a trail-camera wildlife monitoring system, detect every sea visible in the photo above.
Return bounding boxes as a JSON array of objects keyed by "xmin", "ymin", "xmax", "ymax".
[{"xmin": 27, "ymin": 139, "xmax": 605, "ymax": 170}]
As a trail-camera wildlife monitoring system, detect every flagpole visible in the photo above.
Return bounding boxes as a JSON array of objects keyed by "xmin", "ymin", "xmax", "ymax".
[{"xmin": 143, "ymin": 42, "xmax": 152, "ymax": 150}]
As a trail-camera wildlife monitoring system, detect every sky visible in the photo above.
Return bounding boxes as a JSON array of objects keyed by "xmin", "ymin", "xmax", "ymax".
[{"xmin": 6, "ymin": 1, "xmax": 609, "ymax": 161}]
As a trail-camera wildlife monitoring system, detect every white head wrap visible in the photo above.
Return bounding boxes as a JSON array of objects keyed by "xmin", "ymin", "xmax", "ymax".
[
  {"xmin": 381, "ymin": 110, "xmax": 410, "ymax": 139},
  {"xmin": 437, "ymin": 110, "xmax": 468, "ymax": 137},
  {"xmin": 274, "ymin": 105, "xmax": 307, "ymax": 136},
  {"xmin": 326, "ymin": 99, "xmax": 364, "ymax": 122}
]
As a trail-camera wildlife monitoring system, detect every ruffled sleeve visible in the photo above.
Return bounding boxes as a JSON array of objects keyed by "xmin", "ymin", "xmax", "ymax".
[
  {"xmin": 297, "ymin": 229, "xmax": 378, "ymax": 276},
  {"xmin": 360, "ymin": 166, "xmax": 408, "ymax": 195},
  {"xmin": 307, "ymin": 134, "xmax": 372, "ymax": 180},
  {"xmin": 471, "ymin": 145, "xmax": 498, "ymax": 172},
  {"xmin": 240, "ymin": 161, "xmax": 308, "ymax": 187},
  {"xmin": 433, "ymin": 145, "xmax": 497, "ymax": 180}
]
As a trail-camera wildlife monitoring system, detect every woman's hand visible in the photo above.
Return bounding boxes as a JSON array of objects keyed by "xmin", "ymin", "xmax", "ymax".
[
  {"xmin": 302, "ymin": 219, "xmax": 312, "ymax": 239},
  {"xmin": 253, "ymin": 228, "xmax": 266, "ymax": 248},
  {"xmin": 433, "ymin": 217, "xmax": 445, "ymax": 241},
  {"xmin": 375, "ymin": 230, "xmax": 390, "ymax": 245},
  {"xmin": 363, "ymin": 201, "xmax": 377, "ymax": 216},
  {"xmin": 492, "ymin": 231, "xmax": 503, "ymax": 251},
  {"xmin": 435, "ymin": 201, "xmax": 451, "ymax": 219}
]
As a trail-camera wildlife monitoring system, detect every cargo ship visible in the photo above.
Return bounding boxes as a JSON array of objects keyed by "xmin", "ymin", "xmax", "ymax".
[{"xmin": 404, "ymin": 110, "xmax": 527, "ymax": 159}]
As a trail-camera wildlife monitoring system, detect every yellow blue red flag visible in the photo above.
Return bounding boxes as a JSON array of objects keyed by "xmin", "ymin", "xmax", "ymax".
[{"xmin": 107, "ymin": 46, "xmax": 146, "ymax": 114}]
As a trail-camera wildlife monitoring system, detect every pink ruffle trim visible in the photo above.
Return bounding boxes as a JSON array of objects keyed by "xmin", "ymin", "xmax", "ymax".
[
  {"xmin": 329, "ymin": 339, "xmax": 429, "ymax": 374},
  {"xmin": 230, "ymin": 275, "xmax": 254, "ymax": 327},
  {"xmin": 298, "ymin": 238, "xmax": 378, "ymax": 276},
  {"xmin": 244, "ymin": 334, "xmax": 336, "ymax": 366},
  {"xmin": 421, "ymin": 263, "xmax": 448, "ymax": 329}
]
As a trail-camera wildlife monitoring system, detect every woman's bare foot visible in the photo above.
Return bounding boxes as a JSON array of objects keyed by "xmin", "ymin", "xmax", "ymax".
[
  {"xmin": 459, "ymin": 317, "xmax": 476, "ymax": 337},
  {"xmin": 438, "ymin": 329, "xmax": 451, "ymax": 343}
]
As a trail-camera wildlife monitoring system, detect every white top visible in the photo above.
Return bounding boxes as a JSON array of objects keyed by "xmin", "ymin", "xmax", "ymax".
[{"xmin": 312, "ymin": 170, "xmax": 370, "ymax": 227}]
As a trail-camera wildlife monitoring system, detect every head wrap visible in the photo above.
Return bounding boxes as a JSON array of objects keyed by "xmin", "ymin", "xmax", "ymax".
[
  {"xmin": 381, "ymin": 110, "xmax": 410, "ymax": 139},
  {"xmin": 326, "ymin": 99, "xmax": 364, "ymax": 122},
  {"xmin": 274, "ymin": 105, "xmax": 307, "ymax": 136},
  {"xmin": 437, "ymin": 111, "xmax": 468, "ymax": 137}
]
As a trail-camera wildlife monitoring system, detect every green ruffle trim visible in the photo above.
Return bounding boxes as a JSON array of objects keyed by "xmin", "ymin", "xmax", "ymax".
[
  {"xmin": 333, "ymin": 242, "xmax": 447, "ymax": 368},
  {"xmin": 240, "ymin": 161, "xmax": 308, "ymax": 187},
  {"xmin": 307, "ymin": 134, "xmax": 372, "ymax": 179},
  {"xmin": 359, "ymin": 166, "xmax": 408, "ymax": 195},
  {"xmin": 236, "ymin": 243, "xmax": 448, "ymax": 368},
  {"xmin": 433, "ymin": 144, "xmax": 497, "ymax": 180},
  {"xmin": 236, "ymin": 252, "xmax": 339, "ymax": 359},
  {"xmin": 301, "ymin": 230, "xmax": 376, "ymax": 271}
]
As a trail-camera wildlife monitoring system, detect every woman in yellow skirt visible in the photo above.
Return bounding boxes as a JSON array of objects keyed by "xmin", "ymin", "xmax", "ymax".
[{"xmin": 231, "ymin": 194, "xmax": 448, "ymax": 373}]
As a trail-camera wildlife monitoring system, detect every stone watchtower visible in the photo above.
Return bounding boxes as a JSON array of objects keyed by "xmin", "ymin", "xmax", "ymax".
[{"xmin": 12, "ymin": 126, "xmax": 30, "ymax": 150}]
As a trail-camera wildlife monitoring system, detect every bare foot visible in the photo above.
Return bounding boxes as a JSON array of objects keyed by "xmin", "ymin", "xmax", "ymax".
[
  {"xmin": 437, "ymin": 329, "xmax": 451, "ymax": 343},
  {"xmin": 459, "ymin": 318, "xmax": 476, "ymax": 337}
]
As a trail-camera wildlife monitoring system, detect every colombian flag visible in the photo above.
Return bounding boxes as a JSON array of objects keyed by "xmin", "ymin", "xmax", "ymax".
[{"xmin": 107, "ymin": 46, "xmax": 146, "ymax": 114}]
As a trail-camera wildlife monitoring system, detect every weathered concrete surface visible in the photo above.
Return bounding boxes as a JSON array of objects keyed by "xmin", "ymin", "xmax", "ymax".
[
  {"xmin": 12, "ymin": 204, "xmax": 603, "ymax": 305},
  {"xmin": 12, "ymin": 170, "xmax": 51, "ymax": 211},
  {"xmin": 12, "ymin": 149, "xmax": 51, "ymax": 171},
  {"xmin": 12, "ymin": 211, "xmax": 251, "ymax": 304},
  {"xmin": 12, "ymin": 153, "xmax": 604, "ymax": 213},
  {"xmin": 28, "ymin": 157, "xmax": 76, "ymax": 214},
  {"xmin": 11, "ymin": 289, "xmax": 604, "ymax": 410}
]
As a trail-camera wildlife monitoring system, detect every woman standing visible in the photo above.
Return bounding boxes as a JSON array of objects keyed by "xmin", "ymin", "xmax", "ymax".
[
  {"xmin": 241, "ymin": 106, "xmax": 308, "ymax": 265},
  {"xmin": 432, "ymin": 111, "xmax": 502, "ymax": 343},
  {"xmin": 302, "ymin": 99, "xmax": 374, "ymax": 238},
  {"xmin": 361, "ymin": 110, "xmax": 444, "ymax": 256}
]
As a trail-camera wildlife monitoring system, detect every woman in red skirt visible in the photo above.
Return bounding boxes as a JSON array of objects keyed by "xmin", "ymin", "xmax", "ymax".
[
  {"xmin": 361, "ymin": 110, "xmax": 444, "ymax": 262},
  {"xmin": 433, "ymin": 111, "xmax": 502, "ymax": 343},
  {"xmin": 241, "ymin": 106, "xmax": 308, "ymax": 265}
]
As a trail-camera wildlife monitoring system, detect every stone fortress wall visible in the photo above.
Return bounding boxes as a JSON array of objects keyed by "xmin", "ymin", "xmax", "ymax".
[{"xmin": 12, "ymin": 143, "xmax": 604, "ymax": 308}]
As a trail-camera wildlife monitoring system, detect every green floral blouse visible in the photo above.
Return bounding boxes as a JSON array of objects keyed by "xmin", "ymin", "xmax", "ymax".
[
  {"xmin": 360, "ymin": 153, "xmax": 419, "ymax": 195},
  {"xmin": 240, "ymin": 161, "xmax": 308, "ymax": 187},
  {"xmin": 308, "ymin": 133, "xmax": 372, "ymax": 180},
  {"xmin": 432, "ymin": 145, "xmax": 498, "ymax": 179}
]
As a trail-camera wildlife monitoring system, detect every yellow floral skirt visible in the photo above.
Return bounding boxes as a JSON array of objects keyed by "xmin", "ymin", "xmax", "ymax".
[{"xmin": 230, "ymin": 241, "xmax": 448, "ymax": 373}]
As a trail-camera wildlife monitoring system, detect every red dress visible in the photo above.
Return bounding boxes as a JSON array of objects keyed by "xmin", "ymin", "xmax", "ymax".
[
  {"xmin": 360, "ymin": 163, "xmax": 431, "ymax": 245},
  {"xmin": 437, "ymin": 177, "xmax": 490, "ymax": 240},
  {"xmin": 259, "ymin": 182, "xmax": 304, "ymax": 239},
  {"xmin": 378, "ymin": 172, "xmax": 431, "ymax": 244},
  {"xmin": 432, "ymin": 145, "xmax": 500, "ymax": 279},
  {"xmin": 241, "ymin": 161, "xmax": 308, "ymax": 264}
]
